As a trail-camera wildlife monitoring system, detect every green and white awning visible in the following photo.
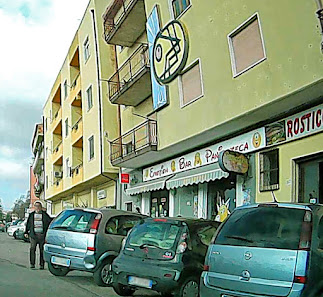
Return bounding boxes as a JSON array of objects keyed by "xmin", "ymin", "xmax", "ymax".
[
  {"xmin": 126, "ymin": 176, "xmax": 169, "ymax": 196},
  {"xmin": 166, "ymin": 163, "xmax": 229, "ymax": 190}
]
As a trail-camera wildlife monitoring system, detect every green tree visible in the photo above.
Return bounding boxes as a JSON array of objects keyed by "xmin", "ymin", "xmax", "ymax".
[{"xmin": 12, "ymin": 195, "xmax": 30, "ymax": 219}]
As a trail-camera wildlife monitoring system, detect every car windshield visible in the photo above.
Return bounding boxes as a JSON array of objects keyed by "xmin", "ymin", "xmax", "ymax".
[
  {"xmin": 215, "ymin": 206, "xmax": 306, "ymax": 250},
  {"xmin": 128, "ymin": 221, "xmax": 182, "ymax": 250},
  {"xmin": 49, "ymin": 210, "xmax": 98, "ymax": 233}
]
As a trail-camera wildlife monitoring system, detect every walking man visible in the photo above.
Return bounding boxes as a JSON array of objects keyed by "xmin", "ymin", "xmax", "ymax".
[{"xmin": 24, "ymin": 201, "xmax": 51, "ymax": 269}]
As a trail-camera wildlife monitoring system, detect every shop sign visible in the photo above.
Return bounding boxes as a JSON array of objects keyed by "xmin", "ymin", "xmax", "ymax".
[
  {"xmin": 120, "ymin": 173, "xmax": 130, "ymax": 184},
  {"xmin": 97, "ymin": 190, "xmax": 107, "ymax": 200},
  {"xmin": 152, "ymin": 20, "xmax": 189, "ymax": 85},
  {"xmin": 219, "ymin": 150, "xmax": 249, "ymax": 174},
  {"xmin": 146, "ymin": 6, "xmax": 168, "ymax": 111},
  {"xmin": 143, "ymin": 128, "xmax": 265, "ymax": 181},
  {"xmin": 265, "ymin": 104, "xmax": 323, "ymax": 146}
]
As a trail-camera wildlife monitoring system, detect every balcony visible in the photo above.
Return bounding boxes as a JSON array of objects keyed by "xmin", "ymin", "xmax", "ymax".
[
  {"xmin": 52, "ymin": 179, "xmax": 63, "ymax": 196},
  {"xmin": 71, "ymin": 163, "xmax": 83, "ymax": 186},
  {"xmin": 110, "ymin": 119, "xmax": 157, "ymax": 167},
  {"xmin": 52, "ymin": 141, "xmax": 63, "ymax": 164},
  {"xmin": 32, "ymin": 145, "xmax": 44, "ymax": 174},
  {"xmin": 108, "ymin": 44, "xmax": 151, "ymax": 106},
  {"xmin": 71, "ymin": 118, "xmax": 83, "ymax": 145},
  {"xmin": 70, "ymin": 73, "xmax": 81, "ymax": 105},
  {"xmin": 103, "ymin": 0, "xmax": 147, "ymax": 47},
  {"xmin": 51, "ymin": 108, "xmax": 62, "ymax": 131}
]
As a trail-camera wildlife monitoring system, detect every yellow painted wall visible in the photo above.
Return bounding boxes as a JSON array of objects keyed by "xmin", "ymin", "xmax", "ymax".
[
  {"xmin": 53, "ymin": 200, "xmax": 63, "ymax": 215},
  {"xmin": 256, "ymin": 132, "xmax": 323, "ymax": 203},
  {"xmin": 142, "ymin": 0, "xmax": 322, "ymax": 150},
  {"xmin": 97, "ymin": 182, "xmax": 116, "ymax": 208}
]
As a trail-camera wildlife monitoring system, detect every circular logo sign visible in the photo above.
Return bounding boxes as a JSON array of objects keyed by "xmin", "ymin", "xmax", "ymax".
[{"xmin": 152, "ymin": 20, "xmax": 189, "ymax": 85}]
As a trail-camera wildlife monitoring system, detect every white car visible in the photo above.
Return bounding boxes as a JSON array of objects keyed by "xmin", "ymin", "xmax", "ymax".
[{"xmin": 7, "ymin": 220, "xmax": 23, "ymax": 238}]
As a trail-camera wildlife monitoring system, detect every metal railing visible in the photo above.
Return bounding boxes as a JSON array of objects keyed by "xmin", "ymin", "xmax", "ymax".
[
  {"xmin": 108, "ymin": 44, "xmax": 149, "ymax": 99},
  {"xmin": 71, "ymin": 73, "xmax": 80, "ymax": 90},
  {"xmin": 71, "ymin": 163, "xmax": 83, "ymax": 177},
  {"xmin": 53, "ymin": 141, "xmax": 62, "ymax": 154},
  {"xmin": 103, "ymin": 0, "xmax": 135, "ymax": 41},
  {"xmin": 72, "ymin": 117, "xmax": 82, "ymax": 131},
  {"xmin": 110, "ymin": 120, "xmax": 157, "ymax": 162}
]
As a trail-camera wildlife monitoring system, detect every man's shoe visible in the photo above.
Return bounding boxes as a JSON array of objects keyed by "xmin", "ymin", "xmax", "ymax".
[
  {"xmin": 40, "ymin": 265, "xmax": 45, "ymax": 270},
  {"xmin": 30, "ymin": 265, "xmax": 35, "ymax": 269}
]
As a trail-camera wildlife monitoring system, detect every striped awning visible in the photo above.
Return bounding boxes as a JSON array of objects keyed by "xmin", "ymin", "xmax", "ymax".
[
  {"xmin": 126, "ymin": 176, "xmax": 169, "ymax": 196},
  {"xmin": 166, "ymin": 163, "xmax": 229, "ymax": 190}
]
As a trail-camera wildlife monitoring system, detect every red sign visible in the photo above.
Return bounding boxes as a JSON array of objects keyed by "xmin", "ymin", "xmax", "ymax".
[{"xmin": 120, "ymin": 173, "xmax": 130, "ymax": 184}]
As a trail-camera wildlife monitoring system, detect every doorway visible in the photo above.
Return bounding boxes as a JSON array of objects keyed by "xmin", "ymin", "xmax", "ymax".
[{"xmin": 150, "ymin": 190, "xmax": 169, "ymax": 218}]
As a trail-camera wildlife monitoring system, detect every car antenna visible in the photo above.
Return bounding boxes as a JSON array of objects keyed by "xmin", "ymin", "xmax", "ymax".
[{"xmin": 271, "ymin": 191, "xmax": 278, "ymax": 203}]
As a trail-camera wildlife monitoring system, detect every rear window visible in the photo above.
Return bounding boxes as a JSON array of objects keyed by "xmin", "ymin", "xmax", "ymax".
[
  {"xmin": 49, "ymin": 209, "xmax": 98, "ymax": 233},
  {"xmin": 215, "ymin": 206, "xmax": 306, "ymax": 250},
  {"xmin": 105, "ymin": 215, "xmax": 142, "ymax": 236},
  {"xmin": 128, "ymin": 221, "xmax": 182, "ymax": 250}
]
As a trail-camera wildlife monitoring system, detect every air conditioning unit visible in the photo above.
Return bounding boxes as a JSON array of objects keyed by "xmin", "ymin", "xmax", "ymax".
[
  {"xmin": 97, "ymin": 190, "xmax": 107, "ymax": 200},
  {"xmin": 54, "ymin": 171, "xmax": 63, "ymax": 179}
]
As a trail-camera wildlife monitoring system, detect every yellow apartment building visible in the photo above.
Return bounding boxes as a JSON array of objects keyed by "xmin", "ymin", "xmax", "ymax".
[
  {"xmin": 102, "ymin": 0, "xmax": 323, "ymax": 219},
  {"xmin": 43, "ymin": 0, "xmax": 120, "ymax": 215}
]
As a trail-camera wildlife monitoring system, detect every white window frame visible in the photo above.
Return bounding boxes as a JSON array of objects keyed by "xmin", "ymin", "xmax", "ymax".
[
  {"xmin": 259, "ymin": 149, "xmax": 279, "ymax": 192},
  {"xmin": 86, "ymin": 85, "xmax": 93, "ymax": 111},
  {"xmin": 88, "ymin": 135, "xmax": 94, "ymax": 161},
  {"xmin": 83, "ymin": 36, "xmax": 90, "ymax": 63},
  {"xmin": 179, "ymin": 58, "xmax": 204, "ymax": 108},
  {"xmin": 168, "ymin": 0, "xmax": 192, "ymax": 19},
  {"xmin": 64, "ymin": 80, "xmax": 68, "ymax": 99},
  {"xmin": 65, "ymin": 158, "xmax": 70, "ymax": 178},
  {"xmin": 227, "ymin": 12, "xmax": 267, "ymax": 78}
]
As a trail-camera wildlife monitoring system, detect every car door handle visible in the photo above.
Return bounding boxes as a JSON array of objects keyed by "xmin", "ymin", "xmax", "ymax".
[{"xmin": 212, "ymin": 251, "xmax": 220, "ymax": 255}]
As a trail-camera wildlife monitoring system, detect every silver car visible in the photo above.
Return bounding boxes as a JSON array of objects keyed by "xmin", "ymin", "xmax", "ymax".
[
  {"xmin": 44, "ymin": 208, "xmax": 145, "ymax": 286},
  {"xmin": 200, "ymin": 203, "xmax": 323, "ymax": 297}
]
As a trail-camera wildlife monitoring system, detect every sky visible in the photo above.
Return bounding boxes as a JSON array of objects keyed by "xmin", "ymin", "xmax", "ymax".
[{"xmin": 0, "ymin": 0, "xmax": 89, "ymax": 210}]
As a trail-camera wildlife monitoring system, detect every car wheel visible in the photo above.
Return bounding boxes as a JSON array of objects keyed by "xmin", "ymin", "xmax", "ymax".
[
  {"xmin": 161, "ymin": 292, "xmax": 173, "ymax": 297},
  {"xmin": 13, "ymin": 232, "xmax": 17, "ymax": 239},
  {"xmin": 93, "ymin": 259, "xmax": 113, "ymax": 287},
  {"xmin": 178, "ymin": 276, "xmax": 199, "ymax": 297},
  {"xmin": 48, "ymin": 262, "xmax": 69, "ymax": 277},
  {"xmin": 112, "ymin": 283, "xmax": 135, "ymax": 296}
]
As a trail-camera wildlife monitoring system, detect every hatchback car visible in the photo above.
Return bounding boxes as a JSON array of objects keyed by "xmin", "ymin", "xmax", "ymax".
[
  {"xmin": 15, "ymin": 219, "xmax": 29, "ymax": 242},
  {"xmin": 7, "ymin": 220, "xmax": 22, "ymax": 237},
  {"xmin": 112, "ymin": 217, "xmax": 220, "ymax": 297},
  {"xmin": 44, "ymin": 208, "xmax": 145, "ymax": 286},
  {"xmin": 200, "ymin": 203, "xmax": 323, "ymax": 297}
]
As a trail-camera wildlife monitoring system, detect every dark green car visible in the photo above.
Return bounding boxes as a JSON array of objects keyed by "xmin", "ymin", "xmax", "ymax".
[{"xmin": 112, "ymin": 217, "xmax": 219, "ymax": 297}]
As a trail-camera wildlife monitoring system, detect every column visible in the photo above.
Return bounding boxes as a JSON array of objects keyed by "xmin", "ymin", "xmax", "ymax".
[
  {"xmin": 198, "ymin": 183, "xmax": 207, "ymax": 219},
  {"xmin": 91, "ymin": 187, "xmax": 98, "ymax": 208},
  {"xmin": 141, "ymin": 192, "xmax": 150, "ymax": 216}
]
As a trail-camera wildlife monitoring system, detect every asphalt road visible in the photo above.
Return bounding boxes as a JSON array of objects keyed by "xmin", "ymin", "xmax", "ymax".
[{"xmin": 0, "ymin": 232, "xmax": 159, "ymax": 297}]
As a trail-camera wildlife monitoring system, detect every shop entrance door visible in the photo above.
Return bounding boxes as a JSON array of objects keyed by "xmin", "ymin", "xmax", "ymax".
[
  {"xmin": 299, "ymin": 156, "xmax": 323, "ymax": 204},
  {"xmin": 150, "ymin": 190, "xmax": 169, "ymax": 218}
]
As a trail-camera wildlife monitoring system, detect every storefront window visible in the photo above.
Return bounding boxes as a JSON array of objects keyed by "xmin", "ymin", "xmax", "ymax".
[
  {"xmin": 151, "ymin": 190, "xmax": 169, "ymax": 218},
  {"xmin": 174, "ymin": 185, "xmax": 198, "ymax": 218},
  {"xmin": 259, "ymin": 149, "xmax": 279, "ymax": 191}
]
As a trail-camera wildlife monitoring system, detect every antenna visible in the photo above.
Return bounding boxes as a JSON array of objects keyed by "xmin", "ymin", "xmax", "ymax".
[{"xmin": 271, "ymin": 191, "xmax": 278, "ymax": 203}]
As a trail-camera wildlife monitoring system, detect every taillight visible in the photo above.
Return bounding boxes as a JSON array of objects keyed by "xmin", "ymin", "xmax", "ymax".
[
  {"xmin": 203, "ymin": 265, "xmax": 209, "ymax": 271},
  {"xmin": 153, "ymin": 218, "xmax": 167, "ymax": 222},
  {"xmin": 90, "ymin": 213, "xmax": 102, "ymax": 234},
  {"xmin": 87, "ymin": 247, "xmax": 96, "ymax": 251},
  {"xmin": 294, "ymin": 275, "xmax": 307, "ymax": 284},
  {"xmin": 298, "ymin": 210, "xmax": 312, "ymax": 250},
  {"xmin": 176, "ymin": 241, "xmax": 187, "ymax": 254}
]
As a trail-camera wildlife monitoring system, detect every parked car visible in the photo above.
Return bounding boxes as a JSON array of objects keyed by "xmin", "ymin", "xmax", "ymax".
[
  {"xmin": 7, "ymin": 220, "xmax": 22, "ymax": 237},
  {"xmin": 5, "ymin": 222, "xmax": 12, "ymax": 232},
  {"xmin": 0, "ymin": 221, "xmax": 5, "ymax": 232},
  {"xmin": 15, "ymin": 219, "xmax": 29, "ymax": 242},
  {"xmin": 200, "ymin": 202, "xmax": 323, "ymax": 297},
  {"xmin": 112, "ymin": 217, "xmax": 220, "ymax": 297},
  {"xmin": 44, "ymin": 208, "xmax": 146, "ymax": 286}
]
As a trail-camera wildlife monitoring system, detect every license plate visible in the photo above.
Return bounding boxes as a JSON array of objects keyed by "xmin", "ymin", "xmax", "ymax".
[
  {"xmin": 128, "ymin": 276, "xmax": 153, "ymax": 289},
  {"xmin": 51, "ymin": 256, "xmax": 71, "ymax": 267}
]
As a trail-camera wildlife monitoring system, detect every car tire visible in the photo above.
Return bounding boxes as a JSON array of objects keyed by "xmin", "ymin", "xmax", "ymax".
[
  {"xmin": 161, "ymin": 292, "xmax": 173, "ymax": 297},
  {"xmin": 178, "ymin": 276, "xmax": 199, "ymax": 297},
  {"xmin": 48, "ymin": 262, "xmax": 69, "ymax": 277},
  {"xmin": 112, "ymin": 283, "xmax": 135, "ymax": 296},
  {"xmin": 93, "ymin": 259, "xmax": 114, "ymax": 287},
  {"xmin": 13, "ymin": 232, "xmax": 17, "ymax": 239}
]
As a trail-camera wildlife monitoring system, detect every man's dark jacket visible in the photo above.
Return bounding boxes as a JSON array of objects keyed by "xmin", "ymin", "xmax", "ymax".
[{"xmin": 24, "ymin": 211, "xmax": 52, "ymax": 239}]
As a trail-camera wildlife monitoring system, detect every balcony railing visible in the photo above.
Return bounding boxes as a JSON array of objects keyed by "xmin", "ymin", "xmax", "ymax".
[
  {"xmin": 103, "ymin": 0, "xmax": 146, "ymax": 47},
  {"xmin": 110, "ymin": 120, "xmax": 157, "ymax": 165},
  {"xmin": 71, "ymin": 117, "xmax": 83, "ymax": 145},
  {"xmin": 108, "ymin": 44, "xmax": 151, "ymax": 106},
  {"xmin": 53, "ymin": 141, "xmax": 62, "ymax": 154},
  {"xmin": 32, "ymin": 144, "xmax": 44, "ymax": 174}
]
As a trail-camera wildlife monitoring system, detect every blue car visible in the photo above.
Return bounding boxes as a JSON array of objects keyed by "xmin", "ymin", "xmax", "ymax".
[{"xmin": 200, "ymin": 203, "xmax": 323, "ymax": 297}]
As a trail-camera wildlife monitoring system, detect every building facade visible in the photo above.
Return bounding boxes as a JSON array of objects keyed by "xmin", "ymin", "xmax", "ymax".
[
  {"xmin": 43, "ymin": 0, "xmax": 120, "ymax": 215},
  {"xmin": 104, "ymin": 0, "xmax": 323, "ymax": 220}
]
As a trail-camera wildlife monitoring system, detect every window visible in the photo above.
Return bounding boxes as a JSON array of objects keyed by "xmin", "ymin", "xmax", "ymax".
[
  {"xmin": 46, "ymin": 175, "xmax": 48, "ymax": 189},
  {"xmin": 65, "ymin": 158, "xmax": 70, "ymax": 178},
  {"xmin": 45, "ymin": 118, "xmax": 47, "ymax": 132},
  {"xmin": 180, "ymin": 61, "xmax": 203, "ymax": 107},
  {"xmin": 105, "ymin": 215, "xmax": 142, "ymax": 236},
  {"xmin": 171, "ymin": 0, "xmax": 191, "ymax": 18},
  {"xmin": 88, "ymin": 136, "xmax": 94, "ymax": 160},
  {"xmin": 65, "ymin": 118, "xmax": 69, "ymax": 137},
  {"xmin": 46, "ymin": 147, "xmax": 48, "ymax": 160},
  {"xmin": 260, "ymin": 149, "xmax": 279, "ymax": 191},
  {"xmin": 126, "ymin": 202, "xmax": 133, "ymax": 212},
  {"xmin": 228, "ymin": 14, "xmax": 266, "ymax": 77},
  {"xmin": 64, "ymin": 80, "xmax": 68, "ymax": 99},
  {"xmin": 83, "ymin": 37, "xmax": 90, "ymax": 62},
  {"xmin": 86, "ymin": 85, "xmax": 93, "ymax": 110}
]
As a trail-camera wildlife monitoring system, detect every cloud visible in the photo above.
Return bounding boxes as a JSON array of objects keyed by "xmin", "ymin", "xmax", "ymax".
[{"xmin": 0, "ymin": 0, "xmax": 89, "ymax": 210}]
